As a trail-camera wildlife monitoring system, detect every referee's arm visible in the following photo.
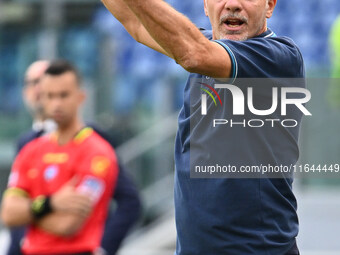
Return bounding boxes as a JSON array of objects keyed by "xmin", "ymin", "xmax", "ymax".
[
  {"xmin": 35, "ymin": 179, "xmax": 94, "ymax": 236},
  {"xmin": 1, "ymin": 183, "xmax": 93, "ymax": 237},
  {"xmin": 1, "ymin": 189, "xmax": 33, "ymax": 226},
  {"xmin": 36, "ymin": 212, "xmax": 89, "ymax": 237}
]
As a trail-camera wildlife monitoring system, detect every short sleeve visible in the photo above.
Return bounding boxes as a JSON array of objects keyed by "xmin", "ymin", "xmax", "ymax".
[
  {"xmin": 7, "ymin": 142, "xmax": 35, "ymax": 194},
  {"xmin": 214, "ymin": 37, "xmax": 305, "ymax": 79}
]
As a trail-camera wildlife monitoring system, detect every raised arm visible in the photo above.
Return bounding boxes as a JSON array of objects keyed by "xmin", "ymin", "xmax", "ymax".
[
  {"xmin": 104, "ymin": 0, "xmax": 231, "ymax": 78},
  {"xmin": 101, "ymin": 0, "xmax": 172, "ymax": 57}
]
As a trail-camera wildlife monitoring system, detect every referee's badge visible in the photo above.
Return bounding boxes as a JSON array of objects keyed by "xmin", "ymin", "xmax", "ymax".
[
  {"xmin": 44, "ymin": 165, "xmax": 59, "ymax": 181},
  {"xmin": 91, "ymin": 156, "xmax": 110, "ymax": 177},
  {"xmin": 77, "ymin": 175, "xmax": 105, "ymax": 204}
]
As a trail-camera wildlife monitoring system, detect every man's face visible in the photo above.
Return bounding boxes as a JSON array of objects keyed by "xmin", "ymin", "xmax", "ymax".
[
  {"xmin": 204, "ymin": 0, "xmax": 277, "ymax": 41},
  {"xmin": 23, "ymin": 61, "xmax": 49, "ymax": 116},
  {"xmin": 40, "ymin": 72, "xmax": 84, "ymax": 129}
]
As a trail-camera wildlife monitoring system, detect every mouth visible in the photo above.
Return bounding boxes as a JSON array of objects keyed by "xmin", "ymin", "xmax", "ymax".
[
  {"xmin": 52, "ymin": 111, "xmax": 64, "ymax": 120},
  {"xmin": 224, "ymin": 18, "xmax": 245, "ymax": 28},
  {"xmin": 222, "ymin": 17, "xmax": 247, "ymax": 31}
]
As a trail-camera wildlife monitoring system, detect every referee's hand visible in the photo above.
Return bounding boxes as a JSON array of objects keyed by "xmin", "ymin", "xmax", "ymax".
[{"xmin": 51, "ymin": 176, "xmax": 93, "ymax": 217}]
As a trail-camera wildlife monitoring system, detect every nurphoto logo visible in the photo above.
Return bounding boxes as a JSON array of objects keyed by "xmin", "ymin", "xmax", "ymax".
[{"xmin": 201, "ymin": 83, "xmax": 312, "ymax": 128}]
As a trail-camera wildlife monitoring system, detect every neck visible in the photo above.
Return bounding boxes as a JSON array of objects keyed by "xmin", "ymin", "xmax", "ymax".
[
  {"xmin": 56, "ymin": 118, "xmax": 84, "ymax": 145},
  {"xmin": 258, "ymin": 21, "xmax": 268, "ymax": 36}
]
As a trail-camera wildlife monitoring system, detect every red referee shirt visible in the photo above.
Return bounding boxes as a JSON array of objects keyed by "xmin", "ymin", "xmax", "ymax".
[{"xmin": 7, "ymin": 127, "xmax": 119, "ymax": 254}]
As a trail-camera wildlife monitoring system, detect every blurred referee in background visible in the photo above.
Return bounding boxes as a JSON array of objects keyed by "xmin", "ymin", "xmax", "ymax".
[
  {"xmin": 4, "ymin": 60, "xmax": 141, "ymax": 255},
  {"xmin": 102, "ymin": 0, "xmax": 304, "ymax": 254},
  {"xmin": 1, "ymin": 60, "xmax": 120, "ymax": 254}
]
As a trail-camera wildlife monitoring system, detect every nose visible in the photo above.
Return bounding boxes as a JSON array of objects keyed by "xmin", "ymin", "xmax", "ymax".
[
  {"xmin": 224, "ymin": 0, "xmax": 242, "ymax": 12},
  {"xmin": 48, "ymin": 96, "xmax": 62, "ymax": 112}
]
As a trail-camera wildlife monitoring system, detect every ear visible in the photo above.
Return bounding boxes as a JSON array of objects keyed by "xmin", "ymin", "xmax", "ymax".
[
  {"xmin": 203, "ymin": 0, "xmax": 209, "ymax": 17},
  {"xmin": 266, "ymin": 0, "xmax": 277, "ymax": 19}
]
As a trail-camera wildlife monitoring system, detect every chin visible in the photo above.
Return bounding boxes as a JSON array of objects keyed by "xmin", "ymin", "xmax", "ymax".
[
  {"xmin": 221, "ymin": 33, "xmax": 249, "ymax": 41},
  {"xmin": 53, "ymin": 118, "xmax": 66, "ymax": 127}
]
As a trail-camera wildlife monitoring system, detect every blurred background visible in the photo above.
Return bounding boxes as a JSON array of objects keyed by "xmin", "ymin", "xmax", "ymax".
[{"xmin": 0, "ymin": 0, "xmax": 339, "ymax": 254}]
